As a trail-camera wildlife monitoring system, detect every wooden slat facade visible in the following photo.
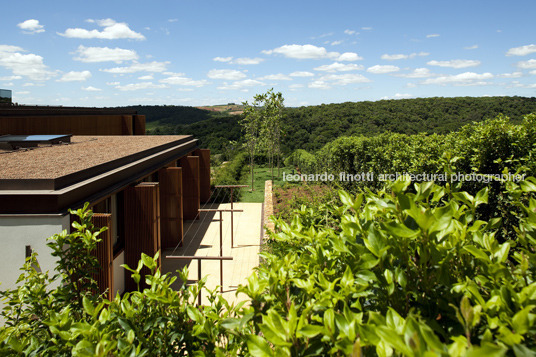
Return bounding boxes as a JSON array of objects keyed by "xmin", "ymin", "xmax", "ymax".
[
  {"xmin": 133, "ymin": 115, "xmax": 146, "ymax": 135},
  {"xmin": 158, "ymin": 167, "xmax": 183, "ymax": 249},
  {"xmin": 0, "ymin": 115, "xmax": 137, "ymax": 135},
  {"xmin": 180, "ymin": 156, "xmax": 200, "ymax": 220},
  {"xmin": 91, "ymin": 213, "xmax": 114, "ymax": 300},
  {"xmin": 194, "ymin": 149, "xmax": 211, "ymax": 203},
  {"xmin": 123, "ymin": 182, "xmax": 161, "ymax": 291}
]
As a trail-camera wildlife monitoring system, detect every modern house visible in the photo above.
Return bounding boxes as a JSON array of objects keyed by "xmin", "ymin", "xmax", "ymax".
[{"xmin": 0, "ymin": 106, "xmax": 210, "ymax": 297}]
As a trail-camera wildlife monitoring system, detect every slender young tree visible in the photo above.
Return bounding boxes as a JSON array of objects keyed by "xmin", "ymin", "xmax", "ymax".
[{"xmin": 241, "ymin": 89, "xmax": 284, "ymax": 189}]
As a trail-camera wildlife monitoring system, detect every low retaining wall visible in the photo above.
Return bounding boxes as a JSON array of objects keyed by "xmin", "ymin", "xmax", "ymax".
[{"xmin": 263, "ymin": 180, "xmax": 274, "ymax": 242}]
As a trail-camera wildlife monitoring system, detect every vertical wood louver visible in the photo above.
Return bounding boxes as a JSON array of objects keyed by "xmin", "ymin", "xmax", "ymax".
[
  {"xmin": 159, "ymin": 167, "xmax": 183, "ymax": 249},
  {"xmin": 91, "ymin": 213, "xmax": 113, "ymax": 300},
  {"xmin": 180, "ymin": 156, "xmax": 200, "ymax": 220},
  {"xmin": 123, "ymin": 182, "xmax": 161, "ymax": 292},
  {"xmin": 194, "ymin": 149, "xmax": 211, "ymax": 203}
]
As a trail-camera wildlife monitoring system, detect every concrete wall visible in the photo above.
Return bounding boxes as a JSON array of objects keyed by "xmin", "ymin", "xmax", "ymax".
[
  {"xmin": 113, "ymin": 252, "xmax": 125, "ymax": 296},
  {"xmin": 0, "ymin": 215, "xmax": 69, "ymax": 291}
]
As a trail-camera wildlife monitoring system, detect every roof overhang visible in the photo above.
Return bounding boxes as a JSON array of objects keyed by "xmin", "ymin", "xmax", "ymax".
[{"xmin": 0, "ymin": 137, "xmax": 198, "ymax": 214}]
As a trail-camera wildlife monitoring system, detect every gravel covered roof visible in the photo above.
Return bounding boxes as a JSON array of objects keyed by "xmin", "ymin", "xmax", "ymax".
[{"xmin": 0, "ymin": 135, "xmax": 192, "ymax": 180}]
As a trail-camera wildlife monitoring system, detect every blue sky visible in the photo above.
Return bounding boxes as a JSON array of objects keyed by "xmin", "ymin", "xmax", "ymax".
[{"xmin": 1, "ymin": 0, "xmax": 535, "ymax": 107}]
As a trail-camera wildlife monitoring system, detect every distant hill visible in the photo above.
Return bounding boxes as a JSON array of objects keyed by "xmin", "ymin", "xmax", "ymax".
[
  {"xmin": 195, "ymin": 104, "xmax": 244, "ymax": 115},
  {"xmin": 118, "ymin": 105, "xmax": 215, "ymax": 126},
  {"xmin": 130, "ymin": 96, "xmax": 536, "ymax": 155}
]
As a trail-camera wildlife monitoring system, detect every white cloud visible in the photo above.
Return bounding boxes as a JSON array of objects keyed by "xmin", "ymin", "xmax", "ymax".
[
  {"xmin": 115, "ymin": 82, "xmax": 168, "ymax": 91},
  {"xmin": 138, "ymin": 75, "xmax": 154, "ymax": 80},
  {"xmin": 464, "ymin": 45, "xmax": 479, "ymax": 50},
  {"xmin": 381, "ymin": 52, "xmax": 429, "ymax": 60},
  {"xmin": 232, "ymin": 57, "xmax": 264, "ymax": 65},
  {"xmin": 337, "ymin": 52, "xmax": 363, "ymax": 61},
  {"xmin": 381, "ymin": 93, "xmax": 413, "ymax": 100},
  {"xmin": 314, "ymin": 62, "xmax": 364, "ymax": 72},
  {"xmin": 427, "ymin": 59, "xmax": 481, "ymax": 68},
  {"xmin": 82, "ymin": 86, "xmax": 102, "ymax": 91},
  {"xmin": 344, "ymin": 29, "xmax": 358, "ymax": 35},
  {"xmin": 17, "ymin": 19, "xmax": 45, "ymax": 34},
  {"xmin": 289, "ymin": 71, "xmax": 314, "ymax": 77},
  {"xmin": 421, "ymin": 72, "xmax": 494, "ymax": 86},
  {"xmin": 0, "ymin": 75, "xmax": 22, "ymax": 81},
  {"xmin": 308, "ymin": 80, "xmax": 331, "ymax": 89},
  {"xmin": 207, "ymin": 69, "xmax": 246, "ymax": 80},
  {"xmin": 101, "ymin": 61, "xmax": 169, "ymax": 73},
  {"xmin": 331, "ymin": 40, "xmax": 343, "ymax": 46},
  {"xmin": 58, "ymin": 18, "xmax": 145, "ymax": 40},
  {"xmin": 361, "ymin": 27, "xmax": 372, "ymax": 31},
  {"xmin": 426, "ymin": 34, "xmax": 440, "ymax": 38},
  {"xmin": 168, "ymin": 18, "xmax": 178, "ymax": 23},
  {"xmin": 507, "ymin": 81, "xmax": 536, "ymax": 89},
  {"xmin": 259, "ymin": 73, "xmax": 292, "ymax": 81},
  {"xmin": 160, "ymin": 75, "xmax": 208, "ymax": 87},
  {"xmin": 312, "ymin": 32, "xmax": 334, "ymax": 39},
  {"xmin": 367, "ymin": 65, "xmax": 400, "ymax": 74},
  {"xmin": 517, "ymin": 59, "xmax": 536, "ymax": 69},
  {"xmin": 497, "ymin": 72, "xmax": 523, "ymax": 78},
  {"xmin": 262, "ymin": 44, "xmax": 362, "ymax": 63},
  {"xmin": 262, "ymin": 44, "xmax": 340, "ymax": 60},
  {"xmin": 531, "ymin": 70, "xmax": 536, "ymax": 75},
  {"xmin": 73, "ymin": 45, "xmax": 138, "ymax": 63},
  {"xmin": 213, "ymin": 57, "xmax": 233, "ymax": 62},
  {"xmin": 217, "ymin": 79, "xmax": 265, "ymax": 90},
  {"xmin": 101, "ymin": 61, "xmax": 170, "ymax": 74},
  {"xmin": 289, "ymin": 84, "xmax": 304, "ymax": 89},
  {"xmin": 396, "ymin": 68, "xmax": 435, "ymax": 78},
  {"xmin": 22, "ymin": 82, "xmax": 45, "ymax": 87},
  {"xmin": 106, "ymin": 81, "xmax": 120, "ymax": 86},
  {"xmin": 506, "ymin": 44, "xmax": 536, "ymax": 56},
  {"xmin": 0, "ymin": 45, "xmax": 57, "ymax": 80},
  {"xmin": 57, "ymin": 70, "xmax": 92, "ymax": 82},
  {"xmin": 319, "ymin": 73, "xmax": 371, "ymax": 85}
]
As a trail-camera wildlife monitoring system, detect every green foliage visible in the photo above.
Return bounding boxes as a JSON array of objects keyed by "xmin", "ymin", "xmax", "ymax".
[
  {"xmin": 241, "ymin": 89, "xmax": 285, "ymax": 188},
  {"xmin": 290, "ymin": 114, "xmax": 535, "ymax": 241},
  {"xmin": 2, "ymin": 176, "xmax": 536, "ymax": 355},
  {"xmin": 212, "ymin": 151, "xmax": 249, "ymax": 202},
  {"xmin": 145, "ymin": 96, "xmax": 536, "ymax": 157},
  {"xmin": 283, "ymin": 149, "xmax": 318, "ymax": 173},
  {"xmin": 281, "ymin": 96, "xmax": 536, "ymax": 153},
  {"xmin": 253, "ymin": 177, "xmax": 536, "ymax": 355},
  {"xmin": 0, "ymin": 205, "xmax": 248, "ymax": 356}
]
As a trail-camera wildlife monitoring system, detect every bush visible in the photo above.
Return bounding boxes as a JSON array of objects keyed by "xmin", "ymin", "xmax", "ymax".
[
  {"xmin": 212, "ymin": 151, "xmax": 249, "ymax": 202},
  {"xmin": 2, "ymin": 177, "xmax": 536, "ymax": 355}
]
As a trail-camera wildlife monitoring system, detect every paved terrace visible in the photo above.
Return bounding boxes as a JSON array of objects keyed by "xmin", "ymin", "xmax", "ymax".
[{"xmin": 162, "ymin": 202, "xmax": 263, "ymax": 305}]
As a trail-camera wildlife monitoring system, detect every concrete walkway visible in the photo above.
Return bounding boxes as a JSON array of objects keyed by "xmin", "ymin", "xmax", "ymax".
[{"xmin": 162, "ymin": 202, "xmax": 263, "ymax": 305}]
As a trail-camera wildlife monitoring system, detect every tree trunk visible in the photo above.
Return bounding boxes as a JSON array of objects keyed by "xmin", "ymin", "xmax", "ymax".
[{"xmin": 250, "ymin": 152, "xmax": 254, "ymax": 192}]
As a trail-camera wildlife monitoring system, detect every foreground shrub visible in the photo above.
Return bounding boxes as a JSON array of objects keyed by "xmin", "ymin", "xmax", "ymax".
[
  {"xmin": 2, "ymin": 177, "xmax": 536, "ymax": 355},
  {"xmin": 212, "ymin": 151, "xmax": 249, "ymax": 202},
  {"xmin": 253, "ymin": 177, "xmax": 536, "ymax": 355}
]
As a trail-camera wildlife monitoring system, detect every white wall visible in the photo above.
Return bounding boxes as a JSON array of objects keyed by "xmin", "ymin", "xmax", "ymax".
[
  {"xmin": 0, "ymin": 215, "xmax": 70, "ymax": 291},
  {"xmin": 113, "ymin": 251, "xmax": 125, "ymax": 296}
]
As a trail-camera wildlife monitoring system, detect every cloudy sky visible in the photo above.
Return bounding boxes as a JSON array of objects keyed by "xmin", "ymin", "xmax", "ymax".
[{"xmin": 1, "ymin": 0, "xmax": 535, "ymax": 107}]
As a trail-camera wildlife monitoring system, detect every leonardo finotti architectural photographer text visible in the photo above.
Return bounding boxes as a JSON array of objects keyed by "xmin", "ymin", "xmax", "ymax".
[{"xmin": 282, "ymin": 171, "xmax": 526, "ymax": 183}]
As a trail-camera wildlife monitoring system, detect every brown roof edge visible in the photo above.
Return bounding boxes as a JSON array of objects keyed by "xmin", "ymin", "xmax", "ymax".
[
  {"xmin": 0, "ymin": 136, "xmax": 194, "ymax": 191},
  {"xmin": 0, "ymin": 106, "xmax": 138, "ymax": 116},
  {"xmin": 0, "ymin": 139, "xmax": 199, "ymax": 214}
]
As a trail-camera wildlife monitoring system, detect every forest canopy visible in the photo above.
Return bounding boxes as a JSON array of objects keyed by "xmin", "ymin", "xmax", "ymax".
[{"xmin": 136, "ymin": 96, "xmax": 536, "ymax": 155}]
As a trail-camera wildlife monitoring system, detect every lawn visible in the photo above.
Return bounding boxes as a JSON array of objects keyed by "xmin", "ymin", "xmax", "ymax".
[{"xmin": 239, "ymin": 166, "xmax": 296, "ymax": 203}]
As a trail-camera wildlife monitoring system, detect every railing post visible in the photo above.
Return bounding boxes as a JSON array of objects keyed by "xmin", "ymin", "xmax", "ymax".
[{"xmin": 197, "ymin": 259, "xmax": 202, "ymax": 306}]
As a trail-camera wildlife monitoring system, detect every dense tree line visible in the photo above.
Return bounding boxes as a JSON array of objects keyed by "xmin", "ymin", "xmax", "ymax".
[{"xmin": 137, "ymin": 96, "xmax": 536, "ymax": 155}]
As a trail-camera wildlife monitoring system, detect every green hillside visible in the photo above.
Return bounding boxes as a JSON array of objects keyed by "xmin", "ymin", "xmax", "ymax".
[{"xmin": 138, "ymin": 96, "xmax": 536, "ymax": 154}]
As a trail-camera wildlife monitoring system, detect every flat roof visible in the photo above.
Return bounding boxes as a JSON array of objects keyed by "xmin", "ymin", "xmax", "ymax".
[
  {"xmin": 0, "ymin": 106, "xmax": 137, "ymax": 116},
  {"xmin": 0, "ymin": 135, "xmax": 193, "ymax": 190}
]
